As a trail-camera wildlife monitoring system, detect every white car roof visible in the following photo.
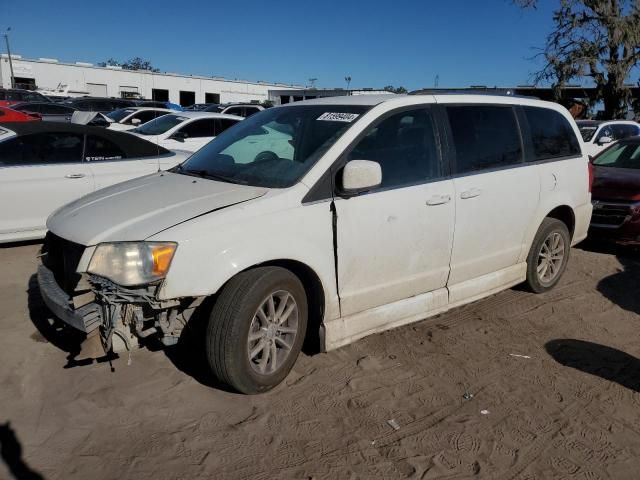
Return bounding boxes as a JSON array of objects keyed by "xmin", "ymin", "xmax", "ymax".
[
  {"xmin": 294, "ymin": 94, "xmax": 400, "ymax": 106},
  {"xmin": 170, "ymin": 111, "xmax": 244, "ymax": 121},
  {"xmin": 127, "ymin": 107, "xmax": 173, "ymax": 113},
  {"xmin": 283, "ymin": 93, "xmax": 569, "ymax": 111}
]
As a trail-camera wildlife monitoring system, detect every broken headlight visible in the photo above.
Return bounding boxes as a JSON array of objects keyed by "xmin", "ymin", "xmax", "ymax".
[{"xmin": 88, "ymin": 242, "xmax": 177, "ymax": 286}]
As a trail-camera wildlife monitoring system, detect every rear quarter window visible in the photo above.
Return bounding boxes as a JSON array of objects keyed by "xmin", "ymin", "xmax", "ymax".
[{"xmin": 523, "ymin": 106, "xmax": 581, "ymax": 161}]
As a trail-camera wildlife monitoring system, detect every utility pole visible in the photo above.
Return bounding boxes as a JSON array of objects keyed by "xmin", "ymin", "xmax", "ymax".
[{"xmin": 4, "ymin": 27, "xmax": 15, "ymax": 88}]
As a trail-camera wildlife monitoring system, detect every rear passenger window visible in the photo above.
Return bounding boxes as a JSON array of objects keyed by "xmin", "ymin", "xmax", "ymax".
[
  {"xmin": 446, "ymin": 105, "xmax": 522, "ymax": 174},
  {"xmin": 215, "ymin": 119, "xmax": 239, "ymax": 135},
  {"xmin": 0, "ymin": 133, "xmax": 84, "ymax": 166},
  {"xmin": 179, "ymin": 119, "xmax": 216, "ymax": 138},
  {"xmin": 85, "ymin": 135, "xmax": 126, "ymax": 161},
  {"xmin": 523, "ymin": 106, "xmax": 580, "ymax": 161},
  {"xmin": 225, "ymin": 107, "xmax": 243, "ymax": 117},
  {"xmin": 348, "ymin": 108, "xmax": 440, "ymax": 188}
]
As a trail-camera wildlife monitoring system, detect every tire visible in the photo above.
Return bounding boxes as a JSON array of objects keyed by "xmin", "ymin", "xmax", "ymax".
[
  {"xmin": 524, "ymin": 218, "xmax": 571, "ymax": 293},
  {"xmin": 206, "ymin": 266, "xmax": 308, "ymax": 394}
]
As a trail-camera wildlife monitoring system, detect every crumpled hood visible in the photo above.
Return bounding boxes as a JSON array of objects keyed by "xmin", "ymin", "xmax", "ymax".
[{"xmin": 47, "ymin": 172, "xmax": 267, "ymax": 245}]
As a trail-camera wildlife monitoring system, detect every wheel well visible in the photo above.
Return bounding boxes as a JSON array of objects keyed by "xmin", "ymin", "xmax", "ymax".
[
  {"xmin": 546, "ymin": 205, "xmax": 575, "ymax": 238},
  {"xmin": 258, "ymin": 259, "xmax": 326, "ymax": 355}
]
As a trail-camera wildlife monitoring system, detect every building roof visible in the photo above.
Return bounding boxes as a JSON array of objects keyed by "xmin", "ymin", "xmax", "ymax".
[{"xmin": 6, "ymin": 55, "xmax": 303, "ymax": 89}]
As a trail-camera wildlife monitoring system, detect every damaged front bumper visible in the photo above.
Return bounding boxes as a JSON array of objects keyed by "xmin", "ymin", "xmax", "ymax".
[
  {"xmin": 37, "ymin": 260, "xmax": 202, "ymax": 356},
  {"xmin": 37, "ymin": 263, "xmax": 102, "ymax": 333}
]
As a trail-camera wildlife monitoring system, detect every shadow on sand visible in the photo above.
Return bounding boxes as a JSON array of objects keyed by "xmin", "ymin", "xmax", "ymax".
[
  {"xmin": 0, "ymin": 422, "xmax": 44, "ymax": 480},
  {"xmin": 546, "ymin": 339, "xmax": 640, "ymax": 393},
  {"xmin": 597, "ymin": 254, "xmax": 640, "ymax": 316}
]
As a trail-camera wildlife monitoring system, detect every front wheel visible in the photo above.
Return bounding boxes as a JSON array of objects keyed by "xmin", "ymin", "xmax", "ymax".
[
  {"xmin": 524, "ymin": 218, "xmax": 571, "ymax": 293},
  {"xmin": 206, "ymin": 267, "xmax": 308, "ymax": 394}
]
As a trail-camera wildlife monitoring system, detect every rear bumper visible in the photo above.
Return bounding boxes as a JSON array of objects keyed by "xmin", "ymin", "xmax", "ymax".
[
  {"xmin": 572, "ymin": 202, "xmax": 593, "ymax": 245},
  {"xmin": 37, "ymin": 263, "xmax": 102, "ymax": 333}
]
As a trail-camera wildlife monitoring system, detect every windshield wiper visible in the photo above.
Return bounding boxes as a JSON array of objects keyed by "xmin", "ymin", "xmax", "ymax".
[{"xmin": 176, "ymin": 165, "xmax": 247, "ymax": 184}]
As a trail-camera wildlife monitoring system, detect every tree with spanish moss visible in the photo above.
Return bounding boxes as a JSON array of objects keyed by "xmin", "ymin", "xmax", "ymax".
[{"xmin": 515, "ymin": 0, "xmax": 640, "ymax": 119}]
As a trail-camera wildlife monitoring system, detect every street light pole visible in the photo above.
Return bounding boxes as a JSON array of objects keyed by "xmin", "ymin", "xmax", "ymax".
[{"xmin": 4, "ymin": 28, "xmax": 15, "ymax": 88}]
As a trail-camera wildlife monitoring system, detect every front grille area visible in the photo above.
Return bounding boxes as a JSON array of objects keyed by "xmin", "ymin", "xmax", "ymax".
[
  {"xmin": 590, "ymin": 201, "xmax": 633, "ymax": 228},
  {"xmin": 42, "ymin": 232, "xmax": 86, "ymax": 295}
]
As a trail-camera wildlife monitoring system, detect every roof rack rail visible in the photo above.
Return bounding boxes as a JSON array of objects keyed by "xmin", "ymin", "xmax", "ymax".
[{"xmin": 409, "ymin": 88, "xmax": 539, "ymax": 99}]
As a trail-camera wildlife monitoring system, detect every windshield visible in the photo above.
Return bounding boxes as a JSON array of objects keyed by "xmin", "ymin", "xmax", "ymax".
[
  {"xmin": 592, "ymin": 142, "xmax": 640, "ymax": 169},
  {"xmin": 578, "ymin": 126, "xmax": 598, "ymax": 142},
  {"xmin": 176, "ymin": 105, "xmax": 369, "ymax": 188},
  {"xmin": 106, "ymin": 108, "xmax": 136, "ymax": 122},
  {"xmin": 132, "ymin": 114, "xmax": 188, "ymax": 136}
]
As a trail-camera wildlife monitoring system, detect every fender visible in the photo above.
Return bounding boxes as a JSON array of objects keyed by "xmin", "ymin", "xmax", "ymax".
[{"xmin": 151, "ymin": 199, "xmax": 340, "ymax": 321}]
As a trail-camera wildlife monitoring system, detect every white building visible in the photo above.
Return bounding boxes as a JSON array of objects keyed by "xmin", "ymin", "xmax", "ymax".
[{"xmin": 0, "ymin": 54, "xmax": 302, "ymax": 105}]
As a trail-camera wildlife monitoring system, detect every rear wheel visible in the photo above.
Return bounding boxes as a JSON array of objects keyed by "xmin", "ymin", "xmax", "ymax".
[
  {"xmin": 524, "ymin": 218, "xmax": 571, "ymax": 293},
  {"xmin": 206, "ymin": 267, "xmax": 307, "ymax": 394}
]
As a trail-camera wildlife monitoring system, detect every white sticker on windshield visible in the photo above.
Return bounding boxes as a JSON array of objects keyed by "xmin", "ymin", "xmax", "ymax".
[{"xmin": 317, "ymin": 112, "xmax": 360, "ymax": 123}]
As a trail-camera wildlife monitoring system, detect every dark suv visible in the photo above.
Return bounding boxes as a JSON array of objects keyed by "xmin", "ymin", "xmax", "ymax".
[
  {"xmin": 0, "ymin": 88, "xmax": 51, "ymax": 107},
  {"xmin": 62, "ymin": 97, "xmax": 137, "ymax": 113}
]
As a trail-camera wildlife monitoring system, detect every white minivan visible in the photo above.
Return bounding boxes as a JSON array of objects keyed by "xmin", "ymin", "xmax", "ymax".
[{"xmin": 38, "ymin": 94, "xmax": 593, "ymax": 394}]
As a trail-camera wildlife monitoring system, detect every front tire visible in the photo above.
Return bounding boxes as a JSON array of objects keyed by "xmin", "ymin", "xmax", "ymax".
[
  {"xmin": 524, "ymin": 218, "xmax": 571, "ymax": 293},
  {"xmin": 206, "ymin": 267, "xmax": 308, "ymax": 394}
]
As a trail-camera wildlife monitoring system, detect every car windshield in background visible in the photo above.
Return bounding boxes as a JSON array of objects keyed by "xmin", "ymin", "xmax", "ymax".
[
  {"xmin": 592, "ymin": 142, "xmax": 640, "ymax": 169},
  {"xmin": 177, "ymin": 105, "xmax": 369, "ymax": 188},
  {"xmin": 579, "ymin": 126, "xmax": 598, "ymax": 142},
  {"xmin": 133, "ymin": 114, "xmax": 188, "ymax": 135},
  {"xmin": 106, "ymin": 108, "xmax": 136, "ymax": 122}
]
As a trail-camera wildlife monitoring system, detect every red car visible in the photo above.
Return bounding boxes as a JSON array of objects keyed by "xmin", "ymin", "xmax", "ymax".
[
  {"xmin": 590, "ymin": 137, "xmax": 640, "ymax": 245},
  {"xmin": 0, "ymin": 106, "xmax": 40, "ymax": 122}
]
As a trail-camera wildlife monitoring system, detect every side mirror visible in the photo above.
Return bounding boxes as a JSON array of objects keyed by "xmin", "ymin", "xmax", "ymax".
[
  {"xmin": 597, "ymin": 136, "xmax": 613, "ymax": 145},
  {"xmin": 170, "ymin": 131, "xmax": 188, "ymax": 142},
  {"xmin": 340, "ymin": 160, "xmax": 382, "ymax": 195},
  {"xmin": 130, "ymin": 118, "xmax": 141, "ymax": 125}
]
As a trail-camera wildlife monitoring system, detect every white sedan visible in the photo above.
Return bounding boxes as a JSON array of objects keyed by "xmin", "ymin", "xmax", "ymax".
[
  {"xmin": 0, "ymin": 122, "xmax": 190, "ymax": 243},
  {"xmin": 106, "ymin": 107, "xmax": 173, "ymax": 131},
  {"xmin": 129, "ymin": 111, "xmax": 244, "ymax": 153},
  {"xmin": 577, "ymin": 120, "xmax": 640, "ymax": 156}
]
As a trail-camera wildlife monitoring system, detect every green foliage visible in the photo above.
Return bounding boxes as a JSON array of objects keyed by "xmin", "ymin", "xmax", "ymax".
[
  {"xmin": 97, "ymin": 57, "xmax": 160, "ymax": 72},
  {"xmin": 516, "ymin": 0, "xmax": 640, "ymax": 119},
  {"xmin": 383, "ymin": 85, "xmax": 408, "ymax": 94}
]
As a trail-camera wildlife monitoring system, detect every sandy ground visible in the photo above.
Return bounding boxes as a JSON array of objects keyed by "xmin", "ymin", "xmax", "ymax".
[{"xmin": 1, "ymin": 241, "xmax": 640, "ymax": 480}]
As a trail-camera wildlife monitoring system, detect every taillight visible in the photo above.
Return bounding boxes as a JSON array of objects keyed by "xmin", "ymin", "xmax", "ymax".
[{"xmin": 587, "ymin": 160, "xmax": 594, "ymax": 193}]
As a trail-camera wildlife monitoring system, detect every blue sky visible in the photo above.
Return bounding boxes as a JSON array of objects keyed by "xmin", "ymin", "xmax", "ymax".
[{"xmin": 0, "ymin": 0, "xmax": 559, "ymax": 89}]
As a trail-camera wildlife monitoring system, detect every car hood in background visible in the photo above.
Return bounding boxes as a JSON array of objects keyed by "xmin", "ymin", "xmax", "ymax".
[
  {"xmin": 47, "ymin": 172, "xmax": 268, "ymax": 245},
  {"xmin": 592, "ymin": 166, "xmax": 640, "ymax": 201}
]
